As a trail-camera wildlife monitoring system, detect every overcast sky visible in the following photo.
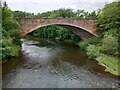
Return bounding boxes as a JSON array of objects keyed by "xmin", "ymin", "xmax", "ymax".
[{"xmin": 4, "ymin": 0, "xmax": 115, "ymax": 14}]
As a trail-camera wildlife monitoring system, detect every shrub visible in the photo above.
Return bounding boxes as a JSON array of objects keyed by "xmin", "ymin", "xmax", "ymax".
[
  {"xmin": 86, "ymin": 44, "xmax": 101, "ymax": 59},
  {"xmin": 101, "ymin": 34, "xmax": 118, "ymax": 55},
  {"xmin": 79, "ymin": 36, "xmax": 101, "ymax": 49},
  {"xmin": 79, "ymin": 41, "xmax": 89, "ymax": 49}
]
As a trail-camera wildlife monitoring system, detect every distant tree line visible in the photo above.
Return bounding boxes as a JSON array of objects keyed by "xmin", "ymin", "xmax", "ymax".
[{"xmin": 13, "ymin": 8, "xmax": 99, "ymax": 18}]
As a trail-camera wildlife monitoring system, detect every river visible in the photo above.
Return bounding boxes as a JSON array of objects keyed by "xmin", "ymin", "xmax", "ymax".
[{"xmin": 2, "ymin": 38, "xmax": 119, "ymax": 88}]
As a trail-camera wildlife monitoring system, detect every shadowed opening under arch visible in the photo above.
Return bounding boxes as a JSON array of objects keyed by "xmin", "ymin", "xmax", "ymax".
[{"xmin": 24, "ymin": 23, "xmax": 96, "ymax": 40}]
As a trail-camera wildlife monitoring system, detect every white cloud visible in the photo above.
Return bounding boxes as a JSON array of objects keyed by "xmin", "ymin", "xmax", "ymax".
[{"xmin": 3, "ymin": 0, "xmax": 115, "ymax": 14}]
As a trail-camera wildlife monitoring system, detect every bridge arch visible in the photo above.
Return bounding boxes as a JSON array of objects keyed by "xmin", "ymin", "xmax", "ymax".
[
  {"xmin": 26, "ymin": 23, "xmax": 96, "ymax": 40},
  {"xmin": 19, "ymin": 18, "xmax": 97, "ymax": 40}
]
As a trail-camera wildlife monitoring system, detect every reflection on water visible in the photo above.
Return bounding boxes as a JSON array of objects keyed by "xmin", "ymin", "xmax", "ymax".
[{"xmin": 2, "ymin": 38, "xmax": 119, "ymax": 88}]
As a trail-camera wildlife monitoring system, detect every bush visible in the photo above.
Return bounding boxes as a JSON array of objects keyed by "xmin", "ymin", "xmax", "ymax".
[
  {"xmin": 86, "ymin": 44, "xmax": 101, "ymax": 59},
  {"xmin": 79, "ymin": 41, "xmax": 89, "ymax": 49},
  {"xmin": 101, "ymin": 34, "xmax": 118, "ymax": 55},
  {"xmin": 79, "ymin": 37, "xmax": 100, "ymax": 49}
]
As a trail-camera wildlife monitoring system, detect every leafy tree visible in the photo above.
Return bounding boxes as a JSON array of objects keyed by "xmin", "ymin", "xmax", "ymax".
[
  {"xmin": 32, "ymin": 8, "xmax": 96, "ymax": 18},
  {"xmin": 95, "ymin": 1, "xmax": 120, "ymax": 56},
  {"xmin": 13, "ymin": 11, "xmax": 35, "ymax": 18},
  {"xmin": 1, "ymin": 2, "xmax": 21, "ymax": 61},
  {"xmin": 75, "ymin": 10, "xmax": 85, "ymax": 18},
  {"xmin": 96, "ymin": 1, "xmax": 120, "ymax": 33},
  {"xmin": 88, "ymin": 11, "xmax": 98, "ymax": 18}
]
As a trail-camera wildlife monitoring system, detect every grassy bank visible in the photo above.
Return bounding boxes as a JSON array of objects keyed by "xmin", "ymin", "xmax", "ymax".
[
  {"xmin": 98, "ymin": 54, "xmax": 120, "ymax": 76},
  {"xmin": 79, "ymin": 39, "xmax": 119, "ymax": 76}
]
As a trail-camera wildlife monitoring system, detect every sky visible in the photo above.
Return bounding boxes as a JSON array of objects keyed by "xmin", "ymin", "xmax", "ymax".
[{"xmin": 3, "ymin": 0, "xmax": 115, "ymax": 14}]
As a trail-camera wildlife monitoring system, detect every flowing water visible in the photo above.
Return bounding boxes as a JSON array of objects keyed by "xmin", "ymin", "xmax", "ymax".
[{"xmin": 2, "ymin": 38, "xmax": 119, "ymax": 88}]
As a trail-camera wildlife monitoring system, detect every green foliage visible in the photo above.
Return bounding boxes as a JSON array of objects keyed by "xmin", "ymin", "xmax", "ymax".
[
  {"xmin": 80, "ymin": 1, "xmax": 120, "ymax": 76},
  {"xmin": 35, "ymin": 8, "xmax": 76, "ymax": 18},
  {"xmin": 99, "ymin": 54, "xmax": 120, "ymax": 76},
  {"xmin": 71, "ymin": 34, "xmax": 80, "ymax": 43},
  {"xmin": 1, "ymin": 29, "xmax": 21, "ymax": 61},
  {"xmin": 2, "ymin": 36, "xmax": 21, "ymax": 58},
  {"xmin": 9, "ymin": 45, "xmax": 21, "ymax": 56},
  {"xmin": 96, "ymin": 1, "xmax": 120, "ymax": 56},
  {"xmin": 2, "ymin": 7, "xmax": 13, "ymax": 21},
  {"xmin": 103, "ymin": 29, "xmax": 118, "ymax": 38},
  {"xmin": 79, "ymin": 36, "xmax": 101, "ymax": 49},
  {"xmin": 79, "ymin": 41, "xmax": 89, "ymax": 49},
  {"xmin": 96, "ymin": 1, "xmax": 120, "ymax": 33},
  {"xmin": 1, "ymin": 2, "xmax": 21, "ymax": 61},
  {"xmin": 13, "ymin": 8, "xmax": 98, "ymax": 19},
  {"xmin": 101, "ymin": 34, "xmax": 118, "ymax": 55},
  {"xmin": 86, "ymin": 45, "xmax": 100, "ymax": 59},
  {"xmin": 30, "ymin": 25, "xmax": 81, "ymax": 43},
  {"xmin": 13, "ymin": 10, "xmax": 35, "ymax": 18},
  {"xmin": 3, "ymin": 17, "xmax": 20, "ymax": 30},
  {"xmin": 75, "ymin": 10, "xmax": 99, "ymax": 18}
]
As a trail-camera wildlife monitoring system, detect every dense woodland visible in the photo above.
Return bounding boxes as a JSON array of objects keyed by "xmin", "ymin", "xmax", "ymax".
[{"xmin": 1, "ymin": 1, "xmax": 120, "ymax": 75}]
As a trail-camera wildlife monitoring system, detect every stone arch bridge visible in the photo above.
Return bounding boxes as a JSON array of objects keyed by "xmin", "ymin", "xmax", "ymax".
[{"xmin": 19, "ymin": 18, "xmax": 97, "ymax": 40}]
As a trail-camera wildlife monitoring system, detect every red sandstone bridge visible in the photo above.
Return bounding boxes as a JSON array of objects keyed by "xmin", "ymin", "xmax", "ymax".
[{"xmin": 19, "ymin": 18, "xmax": 97, "ymax": 40}]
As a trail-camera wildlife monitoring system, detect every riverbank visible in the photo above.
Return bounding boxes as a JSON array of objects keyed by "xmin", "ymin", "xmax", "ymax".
[
  {"xmin": 79, "ymin": 42, "xmax": 119, "ymax": 76},
  {"xmin": 78, "ymin": 34, "xmax": 119, "ymax": 76},
  {"xmin": 96, "ymin": 54, "xmax": 120, "ymax": 76}
]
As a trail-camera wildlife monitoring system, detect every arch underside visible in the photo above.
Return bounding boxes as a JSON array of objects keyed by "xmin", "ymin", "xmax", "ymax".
[
  {"xmin": 25, "ymin": 24, "xmax": 96, "ymax": 40},
  {"xmin": 56, "ymin": 24, "xmax": 95, "ymax": 40}
]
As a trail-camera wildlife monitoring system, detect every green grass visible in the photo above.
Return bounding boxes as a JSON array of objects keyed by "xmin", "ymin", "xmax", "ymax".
[{"xmin": 98, "ymin": 54, "xmax": 120, "ymax": 76}]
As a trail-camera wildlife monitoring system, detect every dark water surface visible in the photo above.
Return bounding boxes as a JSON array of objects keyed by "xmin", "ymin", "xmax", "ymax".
[{"xmin": 2, "ymin": 38, "xmax": 119, "ymax": 88}]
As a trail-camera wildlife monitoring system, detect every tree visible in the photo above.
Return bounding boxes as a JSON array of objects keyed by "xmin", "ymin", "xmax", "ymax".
[
  {"xmin": 95, "ymin": 1, "xmax": 120, "ymax": 57},
  {"xmin": 96, "ymin": 1, "xmax": 120, "ymax": 33},
  {"xmin": 88, "ymin": 11, "xmax": 98, "ymax": 18},
  {"xmin": 13, "ymin": 11, "xmax": 35, "ymax": 18},
  {"xmin": 1, "ymin": 3, "xmax": 21, "ymax": 61},
  {"xmin": 3, "ymin": 1, "xmax": 8, "ymax": 8}
]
